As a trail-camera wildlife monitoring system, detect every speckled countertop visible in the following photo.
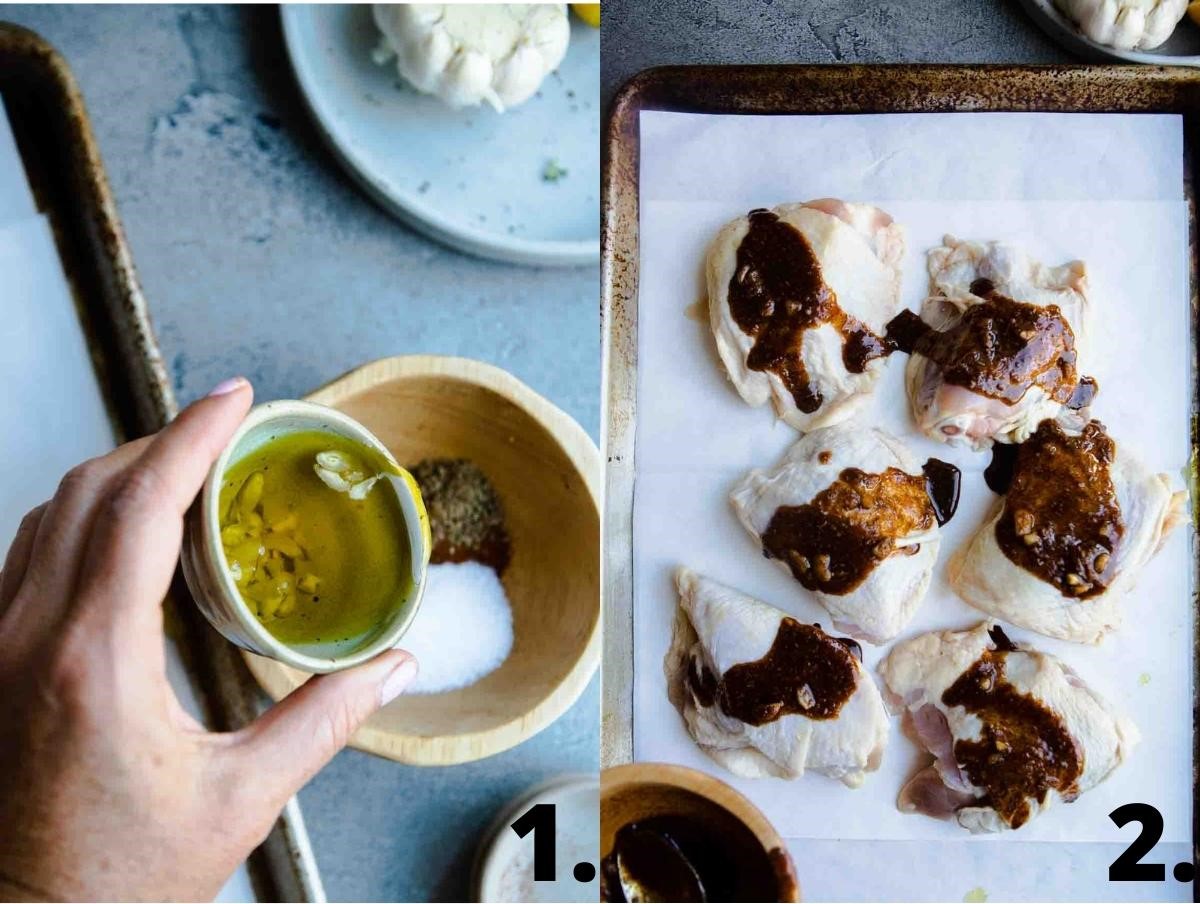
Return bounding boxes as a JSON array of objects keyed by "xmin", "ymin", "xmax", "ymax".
[
  {"xmin": 601, "ymin": 0, "xmax": 1069, "ymax": 109},
  {"xmin": 1, "ymin": 4, "xmax": 596, "ymax": 901}
]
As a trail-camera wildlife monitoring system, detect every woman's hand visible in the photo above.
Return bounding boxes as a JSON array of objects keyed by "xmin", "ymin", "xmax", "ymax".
[{"xmin": 0, "ymin": 378, "xmax": 417, "ymax": 901}]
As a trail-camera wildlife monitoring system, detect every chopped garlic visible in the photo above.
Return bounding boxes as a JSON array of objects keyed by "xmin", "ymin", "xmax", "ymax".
[
  {"xmin": 797, "ymin": 684, "xmax": 817, "ymax": 710},
  {"xmin": 348, "ymin": 475, "xmax": 382, "ymax": 501},
  {"xmin": 314, "ymin": 451, "xmax": 384, "ymax": 501},
  {"xmin": 314, "ymin": 465, "xmax": 353, "ymax": 492},
  {"xmin": 316, "ymin": 450, "xmax": 355, "ymax": 473}
]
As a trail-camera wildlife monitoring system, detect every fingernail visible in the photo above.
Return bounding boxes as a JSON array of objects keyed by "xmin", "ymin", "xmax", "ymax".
[
  {"xmin": 207, "ymin": 376, "xmax": 247, "ymax": 397},
  {"xmin": 380, "ymin": 658, "xmax": 419, "ymax": 706}
]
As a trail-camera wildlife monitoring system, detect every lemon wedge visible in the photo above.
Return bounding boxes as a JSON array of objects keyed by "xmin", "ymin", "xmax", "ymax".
[{"xmin": 572, "ymin": 3, "xmax": 600, "ymax": 27}]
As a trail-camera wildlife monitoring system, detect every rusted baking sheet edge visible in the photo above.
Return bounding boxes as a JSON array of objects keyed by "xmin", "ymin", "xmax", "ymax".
[{"xmin": 0, "ymin": 22, "xmax": 325, "ymax": 903}]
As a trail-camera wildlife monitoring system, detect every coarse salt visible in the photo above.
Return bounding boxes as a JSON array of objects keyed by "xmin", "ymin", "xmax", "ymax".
[{"xmin": 396, "ymin": 560, "xmax": 513, "ymax": 694}]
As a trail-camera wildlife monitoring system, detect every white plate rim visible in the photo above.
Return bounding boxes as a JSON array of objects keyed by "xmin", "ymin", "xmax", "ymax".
[
  {"xmin": 1018, "ymin": 0, "xmax": 1200, "ymax": 66},
  {"xmin": 279, "ymin": 4, "xmax": 600, "ymax": 267}
]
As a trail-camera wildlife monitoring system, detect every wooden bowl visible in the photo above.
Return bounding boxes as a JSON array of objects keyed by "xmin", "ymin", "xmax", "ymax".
[
  {"xmin": 243, "ymin": 355, "xmax": 600, "ymax": 765},
  {"xmin": 601, "ymin": 763, "xmax": 800, "ymax": 902}
]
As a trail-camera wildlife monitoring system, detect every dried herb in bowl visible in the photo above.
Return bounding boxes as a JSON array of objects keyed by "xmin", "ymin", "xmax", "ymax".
[{"xmin": 408, "ymin": 458, "xmax": 511, "ymax": 574}]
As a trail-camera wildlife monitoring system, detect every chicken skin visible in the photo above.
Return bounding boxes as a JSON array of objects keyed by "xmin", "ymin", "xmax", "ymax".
[
  {"xmin": 666, "ymin": 568, "xmax": 889, "ymax": 786},
  {"xmin": 900, "ymin": 236, "xmax": 1092, "ymax": 450},
  {"xmin": 880, "ymin": 621, "xmax": 1138, "ymax": 833},
  {"xmin": 730, "ymin": 423, "xmax": 944, "ymax": 644},
  {"xmin": 708, "ymin": 200, "xmax": 905, "ymax": 431}
]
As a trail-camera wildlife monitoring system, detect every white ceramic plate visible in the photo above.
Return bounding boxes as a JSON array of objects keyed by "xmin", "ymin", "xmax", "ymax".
[
  {"xmin": 1018, "ymin": 0, "xmax": 1200, "ymax": 65},
  {"xmin": 280, "ymin": 4, "xmax": 600, "ymax": 266},
  {"xmin": 472, "ymin": 774, "xmax": 599, "ymax": 903}
]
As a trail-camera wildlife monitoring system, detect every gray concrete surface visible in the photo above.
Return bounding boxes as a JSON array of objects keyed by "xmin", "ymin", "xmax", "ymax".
[
  {"xmin": 2, "ymin": 5, "xmax": 596, "ymax": 901},
  {"xmin": 602, "ymin": 0, "xmax": 1070, "ymax": 109},
  {"xmin": 3, "ymin": 1, "xmax": 1072, "ymax": 900}
]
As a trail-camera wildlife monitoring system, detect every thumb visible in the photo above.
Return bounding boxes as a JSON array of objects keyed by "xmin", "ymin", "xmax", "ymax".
[{"xmin": 235, "ymin": 650, "xmax": 417, "ymax": 803}]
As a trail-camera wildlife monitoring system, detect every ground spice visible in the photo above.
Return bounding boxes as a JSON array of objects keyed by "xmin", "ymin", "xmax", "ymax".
[{"xmin": 408, "ymin": 458, "xmax": 512, "ymax": 573}]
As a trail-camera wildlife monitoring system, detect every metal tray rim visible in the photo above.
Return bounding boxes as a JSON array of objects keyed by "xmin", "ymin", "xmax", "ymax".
[
  {"xmin": 600, "ymin": 68, "xmax": 1200, "ymax": 875},
  {"xmin": 0, "ymin": 21, "xmax": 325, "ymax": 902}
]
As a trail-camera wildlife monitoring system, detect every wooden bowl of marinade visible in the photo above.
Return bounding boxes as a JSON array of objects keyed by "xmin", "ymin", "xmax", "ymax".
[
  {"xmin": 241, "ymin": 355, "xmax": 601, "ymax": 765},
  {"xmin": 600, "ymin": 763, "xmax": 800, "ymax": 902}
]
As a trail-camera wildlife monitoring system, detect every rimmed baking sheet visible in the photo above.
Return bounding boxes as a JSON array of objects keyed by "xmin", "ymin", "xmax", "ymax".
[
  {"xmin": 0, "ymin": 22, "xmax": 323, "ymax": 902},
  {"xmin": 601, "ymin": 66, "xmax": 1200, "ymax": 902}
]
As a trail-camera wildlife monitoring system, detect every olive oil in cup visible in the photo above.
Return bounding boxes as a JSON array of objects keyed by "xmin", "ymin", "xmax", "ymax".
[{"xmin": 182, "ymin": 401, "xmax": 431, "ymax": 673}]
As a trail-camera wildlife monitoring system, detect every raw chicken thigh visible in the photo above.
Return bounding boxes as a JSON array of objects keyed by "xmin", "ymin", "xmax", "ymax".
[
  {"xmin": 880, "ymin": 621, "xmax": 1138, "ymax": 833},
  {"xmin": 952, "ymin": 419, "xmax": 1186, "ymax": 644},
  {"xmin": 895, "ymin": 236, "xmax": 1093, "ymax": 450},
  {"xmin": 707, "ymin": 200, "xmax": 905, "ymax": 431},
  {"xmin": 666, "ymin": 568, "xmax": 889, "ymax": 786},
  {"xmin": 730, "ymin": 423, "xmax": 952, "ymax": 644}
]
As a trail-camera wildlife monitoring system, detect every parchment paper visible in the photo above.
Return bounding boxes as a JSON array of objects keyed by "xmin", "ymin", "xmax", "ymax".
[
  {"xmin": 0, "ymin": 98, "xmax": 35, "ymax": 227},
  {"xmin": 0, "ymin": 105, "xmax": 256, "ymax": 904},
  {"xmin": 632, "ymin": 111, "xmax": 1193, "ymax": 900}
]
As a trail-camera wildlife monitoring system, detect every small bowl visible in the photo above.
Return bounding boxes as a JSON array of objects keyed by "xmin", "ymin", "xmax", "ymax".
[
  {"xmin": 472, "ymin": 773, "xmax": 599, "ymax": 902},
  {"xmin": 241, "ymin": 355, "xmax": 601, "ymax": 765},
  {"xmin": 600, "ymin": 763, "xmax": 801, "ymax": 902},
  {"xmin": 182, "ymin": 399, "xmax": 431, "ymax": 674}
]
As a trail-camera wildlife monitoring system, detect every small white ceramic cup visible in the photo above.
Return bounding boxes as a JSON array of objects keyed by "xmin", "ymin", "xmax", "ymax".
[{"xmin": 181, "ymin": 400, "xmax": 430, "ymax": 674}]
